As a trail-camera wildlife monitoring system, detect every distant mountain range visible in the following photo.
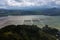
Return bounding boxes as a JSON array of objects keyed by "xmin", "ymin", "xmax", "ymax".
[{"xmin": 0, "ymin": 8, "xmax": 60, "ymax": 16}]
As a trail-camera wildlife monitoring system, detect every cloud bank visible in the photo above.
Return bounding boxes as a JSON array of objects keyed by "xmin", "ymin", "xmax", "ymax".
[{"xmin": 0, "ymin": 0, "xmax": 60, "ymax": 9}]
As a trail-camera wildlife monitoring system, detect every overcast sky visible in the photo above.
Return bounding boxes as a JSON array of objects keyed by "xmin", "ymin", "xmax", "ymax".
[{"xmin": 0, "ymin": 0, "xmax": 60, "ymax": 9}]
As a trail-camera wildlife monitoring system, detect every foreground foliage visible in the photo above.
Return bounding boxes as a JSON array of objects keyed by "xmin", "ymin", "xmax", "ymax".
[{"xmin": 0, "ymin": 25, "xmax": 57, "ymax": 40}]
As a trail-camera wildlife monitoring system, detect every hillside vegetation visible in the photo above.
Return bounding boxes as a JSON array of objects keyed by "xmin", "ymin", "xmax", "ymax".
[{"xmin": 0, "ymin": 25, "xmax": 58, "ymax": 40}]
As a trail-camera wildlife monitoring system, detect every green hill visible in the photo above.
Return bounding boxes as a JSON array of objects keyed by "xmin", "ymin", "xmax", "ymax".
[{"xmin": 0, "ymin": 25, "xmax": 57, "ymax": 40}]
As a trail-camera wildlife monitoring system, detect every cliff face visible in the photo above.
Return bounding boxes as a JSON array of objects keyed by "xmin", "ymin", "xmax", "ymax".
[{"xmin": 0, "ymin": 25, "xmax": 57, "ymax": 40}]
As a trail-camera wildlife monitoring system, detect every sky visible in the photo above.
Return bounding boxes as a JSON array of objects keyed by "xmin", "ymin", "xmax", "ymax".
[{"xmin": 0, "ymin": 0, "xmax": 60, "ymax": 9}]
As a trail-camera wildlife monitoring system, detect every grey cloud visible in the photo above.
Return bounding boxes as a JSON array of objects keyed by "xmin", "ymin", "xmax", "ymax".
[
  {"xmin": 0, "ymin": 0, "xmax": 60, "ymax": 9},
  {"xmin": 15, "ymin": 0, "xmax": 23, "ymax": 2}
]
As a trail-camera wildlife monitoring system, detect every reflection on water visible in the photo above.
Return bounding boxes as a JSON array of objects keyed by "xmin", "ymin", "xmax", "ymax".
[
  {"xmin": 0, "ymin": 15, "xmax": 60, "ymax": 29},
  {"xmin": 24, "ymin": 20, "xmax": 32, "ymax": 25}
]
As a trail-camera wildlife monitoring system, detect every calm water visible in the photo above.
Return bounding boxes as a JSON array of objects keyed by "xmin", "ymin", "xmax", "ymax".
[{"xmin": 0, "ymin": 15, "xmax": 60, "ymax": 29}]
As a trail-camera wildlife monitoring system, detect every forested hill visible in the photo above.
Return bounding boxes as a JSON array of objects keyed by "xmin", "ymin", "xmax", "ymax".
[
  {"xmin": 0, "ymin": 25, "xmax": 59, "ymax": 40},
  {"xmin": 0, "ymin": 8, "xmax": 60, "ymax": 16}
]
